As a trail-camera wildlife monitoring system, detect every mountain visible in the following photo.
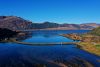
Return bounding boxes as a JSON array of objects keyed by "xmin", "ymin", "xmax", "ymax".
[
  {"xmin": 0, "ymin": 16, "xmax": 60, "ymax": 30},
  {"xmin": 80, "ymin": 23, "xmax": 100, "ymax": 28},
  {"xmin": 0, "ymin": 16, "xmax": 33, "ymax": 30},
  {"xmin": 0, "ymin": 16, "xmax": 99, "ymax": 30},
  {"xmin": 39, "ymin": 23, "xmax": 100, "ymax": 30},
  {"xmin": 32, "ymin": 22, "xmax": 60, "ymax": 29},
  {"xmin": 32, "ymin": 22, "xmax": 100, "ymax": 30}
]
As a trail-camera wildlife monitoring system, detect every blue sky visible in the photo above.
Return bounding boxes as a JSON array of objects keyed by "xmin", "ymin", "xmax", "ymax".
[{"xmin": 0, "ymin": 0, "xmax": 100, "ymax": 24}]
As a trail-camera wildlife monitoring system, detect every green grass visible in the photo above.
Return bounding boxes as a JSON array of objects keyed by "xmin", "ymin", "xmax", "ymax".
[
  {"xmin": 78, "ymin": 42, "xmax": 100, "ymax": 56},
  {"xmin": 95, "ymin": 45, "xmax": 100, "ymax": 49}
]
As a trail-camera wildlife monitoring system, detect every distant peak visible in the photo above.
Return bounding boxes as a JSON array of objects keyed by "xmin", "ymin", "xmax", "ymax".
[
  {"xmin": 0, "ymin": 16, "xmax": 21, "ymax": 20},
  {"xmin": 82, "ymin": 23, "xmax": 97, "ymax": 24}
]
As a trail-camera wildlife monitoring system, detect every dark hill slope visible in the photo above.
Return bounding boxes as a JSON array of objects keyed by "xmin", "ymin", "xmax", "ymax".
[{"xmin": 0, "ymin": 16, "xmax": 33, "ymax": 30}]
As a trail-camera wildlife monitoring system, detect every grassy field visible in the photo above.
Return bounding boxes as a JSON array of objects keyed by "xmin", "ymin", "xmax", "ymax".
[{"xmin": 77, "ymin": 42, "xmax": 100, "ymax": 56}]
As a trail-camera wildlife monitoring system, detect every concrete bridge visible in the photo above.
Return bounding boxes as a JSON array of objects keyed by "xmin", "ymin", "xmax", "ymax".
[{"xmin": 10, "ymin": 39, "xmax": 77, "ymax": 46}]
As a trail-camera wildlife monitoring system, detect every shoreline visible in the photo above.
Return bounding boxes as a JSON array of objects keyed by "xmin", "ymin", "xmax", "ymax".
[
  {"xmin": 77, "ymin": 42, "xmax": 100, "ymax": 56},
  {"xmin": 60, "ymin": 34, "xmax": 100, "ymax": 56}
]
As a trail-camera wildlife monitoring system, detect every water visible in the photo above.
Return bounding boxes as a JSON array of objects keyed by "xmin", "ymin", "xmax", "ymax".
[
  {"xmin": 23, "ymin": 30, "xmax": 88, "ymax": 43},
  {"xmin": 0, "ymin": 30, "xmax": 100, "ymax": 67}
]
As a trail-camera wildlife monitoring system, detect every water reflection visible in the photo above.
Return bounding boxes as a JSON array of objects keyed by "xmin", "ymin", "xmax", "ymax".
[
  {"xmin": 0, "ymin": 43, "xmax": 96, "ymax": 67},
  {"xmin": 16, "ymin": 31, "xmax": 33, "ymax": 41},
  {"xmin": 0, "ymin": 30, "xmax": 100, "ymax": 67},
  {"xmin": 17, "ymin": 30, "xmax": 90, "ymax": 42}
]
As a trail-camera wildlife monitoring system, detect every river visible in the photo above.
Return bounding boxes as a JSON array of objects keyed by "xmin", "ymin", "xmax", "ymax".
[{"xmin": 0, "ymin": 30, "xmax": 100, "ymax": 67}]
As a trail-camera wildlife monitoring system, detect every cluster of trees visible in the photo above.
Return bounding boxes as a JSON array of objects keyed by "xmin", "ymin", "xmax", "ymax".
[{"xmin": 0, "ymin": 28, "xmax": 17, "ymax": 40}]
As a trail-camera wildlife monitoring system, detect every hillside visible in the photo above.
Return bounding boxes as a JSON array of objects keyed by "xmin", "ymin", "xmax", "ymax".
[
  {"xmin": 32, "ymin": 22, "xmax": 99, "ymax": 30},
  {"xmin": 88, "ymin": 26, "xmax": 100, "ymax": 36},
  {"xmin": 32, "ymin": 22, "xmax": 60, "ymax": 29},
  {"xmin": 0, "ymin": 16, "xmax": 99, "ymax": 30},
  {"xmin": 0, "ymin": 16, "xmax": 33, "ymax": 30}
]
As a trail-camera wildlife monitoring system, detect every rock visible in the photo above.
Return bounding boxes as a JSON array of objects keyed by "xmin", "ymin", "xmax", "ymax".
[{"xmin": 62, "ymin": 33, "xmax": 82, "ymax": 41}]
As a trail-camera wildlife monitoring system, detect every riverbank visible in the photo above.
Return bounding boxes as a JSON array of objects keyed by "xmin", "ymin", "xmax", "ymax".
[
  {"xmin": 60, "ymin": 34, "xmax": 82, "ymax": 41},
  {"xmin": 77, "ymin": 42, "xmax": 100, "ymax": 56},
  {"xmin": 61, "ymin": 34, "xmax": 100, "ymax": 56}
]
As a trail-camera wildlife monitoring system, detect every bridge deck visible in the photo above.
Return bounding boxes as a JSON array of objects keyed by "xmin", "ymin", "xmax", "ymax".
[{"xmin": 11, "ymin": 40, "xmax": 77, "ymax": 45}]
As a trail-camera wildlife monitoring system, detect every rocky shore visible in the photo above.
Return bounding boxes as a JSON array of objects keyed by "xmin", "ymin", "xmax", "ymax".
[{"xmin": 61, "ymin": 33, "xmax": 82, "ymax": 41}]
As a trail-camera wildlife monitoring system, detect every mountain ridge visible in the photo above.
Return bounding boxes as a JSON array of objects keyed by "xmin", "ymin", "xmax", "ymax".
[{"xmin": 0, "ymin": 16, "xmax": 99, "ymax": 30}]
